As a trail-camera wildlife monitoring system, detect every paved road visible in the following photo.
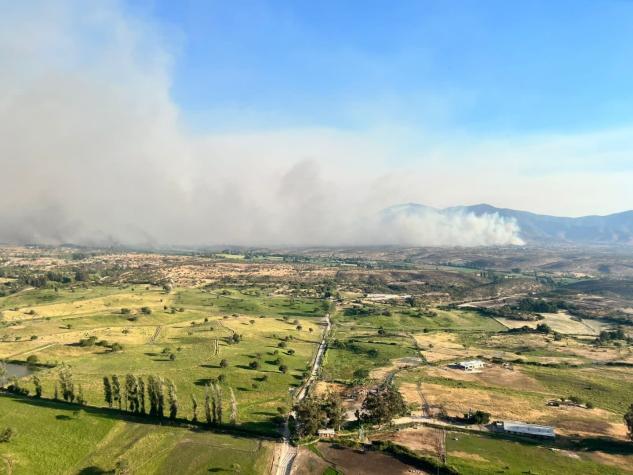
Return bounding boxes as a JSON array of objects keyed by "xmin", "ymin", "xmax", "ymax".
[{"xmin": 273, "ymin": 312, "xmax": 331, "ymax": 475}]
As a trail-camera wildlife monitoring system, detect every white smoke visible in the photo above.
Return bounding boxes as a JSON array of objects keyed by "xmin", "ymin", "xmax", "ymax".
[{"xmin": 0, "ymin": 1, "xmax": 524, "ymax": 248}]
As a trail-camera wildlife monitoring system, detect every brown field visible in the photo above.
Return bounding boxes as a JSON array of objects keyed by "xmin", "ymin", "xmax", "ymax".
[
  {"xmin": 495, "ymin": 312, "xmax": 610, "ymax": 336},
  {"xmin": 319, "ymin": 443, "xmax": 427, "ymax": 475},
  {"xmin": 399, "ymin": 382, "xmax": 625, "ymax": 439},
  {"xmin": 422, "ymin": 365, "xmax": 544, "ymax": 392}
]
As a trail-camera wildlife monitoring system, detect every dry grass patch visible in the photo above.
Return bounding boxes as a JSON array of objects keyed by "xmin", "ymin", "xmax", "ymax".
[
  {"xmin": 422, "ymin": 365, "xmax": 544, "ymax": 392},
  {"xmin": 399, "ymin": 382, "xmax": 623, "ymax": 438}
]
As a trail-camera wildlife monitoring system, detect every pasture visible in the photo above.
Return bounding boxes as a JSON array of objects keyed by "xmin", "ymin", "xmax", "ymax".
[
  {"xmin": 0, "ymin": 286, "xmax": 326, "ymax": 434},
  {"xmin": 0, "ymin": 396, "xmax": 272, "ymax": 474}
]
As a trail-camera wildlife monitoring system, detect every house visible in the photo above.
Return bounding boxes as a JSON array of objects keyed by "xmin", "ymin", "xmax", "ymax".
[
  {"xmin": 494, "ymin": 421, "xmax": 555, "ymax": 438},
  {"xmin": 318, "ymin": 428, "xmax": 336, "ymax": 439},
  {"xmin": 455, "ymin": 359, "xmax": 485, "ymax": 372}
]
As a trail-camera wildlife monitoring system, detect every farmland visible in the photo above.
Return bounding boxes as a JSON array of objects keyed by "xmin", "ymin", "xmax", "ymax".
[{"xmin": 1, "ymin": 245, "xmax": 633, "ymax": 474}]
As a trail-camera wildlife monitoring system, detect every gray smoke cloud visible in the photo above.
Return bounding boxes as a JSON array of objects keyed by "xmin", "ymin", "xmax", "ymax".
[{"xmin": 0, "ymin": 1, "xmax": 523, "ymax": 248}]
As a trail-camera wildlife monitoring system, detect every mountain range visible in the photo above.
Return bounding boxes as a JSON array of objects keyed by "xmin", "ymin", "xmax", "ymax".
[{"xmin": 385, "ymin": 203, "xmax": 633, "ymax": 245}]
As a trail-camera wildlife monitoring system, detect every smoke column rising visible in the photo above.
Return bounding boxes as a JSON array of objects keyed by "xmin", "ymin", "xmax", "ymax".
[{"xmin": 0, "ymin": 2, "xmax": 523, "ymax": 248}]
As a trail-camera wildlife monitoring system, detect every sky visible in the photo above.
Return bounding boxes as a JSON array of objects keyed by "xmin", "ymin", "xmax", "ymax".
[
  {"xmin": 1, "ymin": 0, "xmax": 633, "ymax": 247},
  {"xmin": 141, "ymin": 0, "xmax": 633, "ymax": 136}
]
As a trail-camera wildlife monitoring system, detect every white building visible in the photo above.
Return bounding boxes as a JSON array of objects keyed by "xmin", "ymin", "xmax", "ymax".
[
  {"xmin": 495, "ymin": 421, "xmax": 555, "ymax": 438},
  {"xmin": 318, "ymin": 428, "xmax": 336, "ymax": 439},
  {"xmin": 455, "ymin": 359, "xmax": 485, "ymax": 372}
]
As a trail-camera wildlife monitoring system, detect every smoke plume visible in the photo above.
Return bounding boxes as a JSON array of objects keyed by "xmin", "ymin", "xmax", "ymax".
[{"xmin": 0, "ymin": 2, "xmax": 523, "ymax": 248}]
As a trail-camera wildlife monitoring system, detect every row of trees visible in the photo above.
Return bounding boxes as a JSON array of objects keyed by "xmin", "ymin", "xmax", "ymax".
[{"xmin": 102, "ymin": 374, "xmax": 238, "ymax": 425}]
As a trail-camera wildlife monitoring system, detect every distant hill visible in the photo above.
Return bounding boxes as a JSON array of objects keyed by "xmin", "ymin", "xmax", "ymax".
[{"xmin": 384, "ymin": 203, "xmax": 633, "ymax": 245}]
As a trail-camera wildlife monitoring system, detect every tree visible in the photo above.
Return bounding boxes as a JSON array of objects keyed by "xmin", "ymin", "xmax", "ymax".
[
  {"xmin": 147, "ymin": 375, "xmax": 164, "ymax": 418},
  {"xmin": 32, "ymin": 375, "xmax": 43, "ymax": 398},
  {"xmin": 294, "ymin": 397, "xmax": 326, "ymax": 436},
  {"xmin": 54, "ymin": 382, "xmax": 59, "ymax": 400},
  {"xmin": 103, "ymin": 376, "xmax": 113, "ymax": 407},
  {"xmin": 204, "ymin": 384, "xmax": 212, "ymax": 425},
  {"xmin": 77, "ymin": 384, "xmax": 86, "ymax": 405},
  {"xmin": 138, "ymin": 377, "xmax": 146, "ymax": 415},
  {"xmin": 215, "ymin": 383, "xmax": 223, "ymax": 424},
  {"xmin": 625, "ymin": 404, "xmax": 633, "ymax": 441},
  {"xmin": 248, "ymin": 360, "xmax": 259, "ymax": 370},
  {"xmin": 279, "ymin": 364, "xmax": 288, "ymax": 374},
  {"xmin": 125, "ymin": 374, "xmax": 138, "ymax": 413},
  {"xmin": 220, "ymin": 359, "xmax": 229, "ymax": 368},
  {"xmin": 167, "ymin": 379, "xmax": 178, "ymax": 420},
  {"xmin": 325, "ymin": 393, "xmax": 345, "ymax": 431},
  {"xmin": 536, "ymin": 323, "xmax": 552, "ymax": 334},
  {"xmin": 191, "ymin": 394, "xmax": 198, "ymax": 422},
  {"xmin": 58, "ymin": 364, "xmax": 75, "ymax": 403},
  {"xmin": 358, "ymin": 383, "xmax": 407, "ymax": 424},
  {"xmin": 229, "ymin": 387, "xmax": 238, "ymax": 425},
  {"xmin": 111, "ymin": 375, "xmax": 122, "ymax": 410}
]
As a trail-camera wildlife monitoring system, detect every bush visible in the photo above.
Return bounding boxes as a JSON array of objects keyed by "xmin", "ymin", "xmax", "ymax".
[
  {"xmin": 249, "ymin": 360, "xmax": 260, "ymax": 370},
  {"xmin": 353, "ymin": 368, "xmax": 370, "ymax": 380},
  {"xmin": 0, "ymin": 427, "xmax": 15, "ymax": 443},
  {"xmin": 140, "ymin": 307, "xmax": 152, "ymax": 315},
  {"xmin": 220, "ymin": 359, "xmax": 229, "ymax": 368},
  {"xmin": 463, "ymin": 410, "xmax": 490, "ymax": 424}
]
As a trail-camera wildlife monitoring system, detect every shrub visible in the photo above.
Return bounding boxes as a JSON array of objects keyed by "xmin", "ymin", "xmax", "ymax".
[{"xmin": 0, "ymin": 427, "xmax": 15, "ymax": 443}]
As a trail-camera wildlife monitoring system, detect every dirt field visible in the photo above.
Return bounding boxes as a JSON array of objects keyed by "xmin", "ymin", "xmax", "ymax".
[
  {"xmin": 399, "ymin": 382, "xmax": 626, "ymax": 439},
  {"xmin": 318, "ymin": 443, "xmax": 429, "ymax": 475},
  {"xmin": 372, "ymin": 427, "xmax": 442, "ymax": 454},
  {"xmin": 422, "ymin": 365, "xmax": 544, "ymax": 392},
  {"xmin": 495, "ymin": 312, "xmax": 610, "ymax": 336}
]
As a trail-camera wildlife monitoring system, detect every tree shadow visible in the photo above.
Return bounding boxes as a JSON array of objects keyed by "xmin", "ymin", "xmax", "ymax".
[
  {"xmin": 77, "ymin": 466, "xmax": 111, "ymax": 475},
  {"xmin": 5, "ymin": 394, "xmax": 280, "ymax": 441}
]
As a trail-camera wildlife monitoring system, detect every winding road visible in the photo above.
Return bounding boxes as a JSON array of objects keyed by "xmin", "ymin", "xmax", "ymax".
[{"xmin": 273, "ymin": 312, "xmax": 331, "ymax": 475}]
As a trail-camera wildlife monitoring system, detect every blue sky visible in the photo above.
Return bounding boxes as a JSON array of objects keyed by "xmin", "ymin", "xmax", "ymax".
[{"xmin": 131, "ymin": 0, "xmax": 633, "ymax": 135}]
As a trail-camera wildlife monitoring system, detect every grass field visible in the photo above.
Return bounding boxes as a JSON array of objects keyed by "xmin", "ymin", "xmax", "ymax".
[
  {"xmin": 0, "ymin": 286, "xmax": 327, "ymax": 434},
  {"xmin": 447, "ymin": 432, "xmax": 630, "ymax": 474},
  {"xmin": 0, "ymin": 396, "xmax": 272, "ymax": 474}
]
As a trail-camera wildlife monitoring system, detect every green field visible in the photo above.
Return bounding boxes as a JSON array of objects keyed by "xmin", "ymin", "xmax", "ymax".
[
  {"xmin": 0, "ymin": 396, "xmax": 272, "ymax": 474},
  {"xmin": 0, "ymin": 286, "xmax": 327, "ymax": 434},
  {"xmin": 447, "ymin": 432, "xmax": 628, "ymax": 474}
]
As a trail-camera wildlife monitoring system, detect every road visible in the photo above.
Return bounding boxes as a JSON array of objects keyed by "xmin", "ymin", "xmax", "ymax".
[{"xmin": 272, "ymin": 312, "xmax": 331, "ymax": 475}]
